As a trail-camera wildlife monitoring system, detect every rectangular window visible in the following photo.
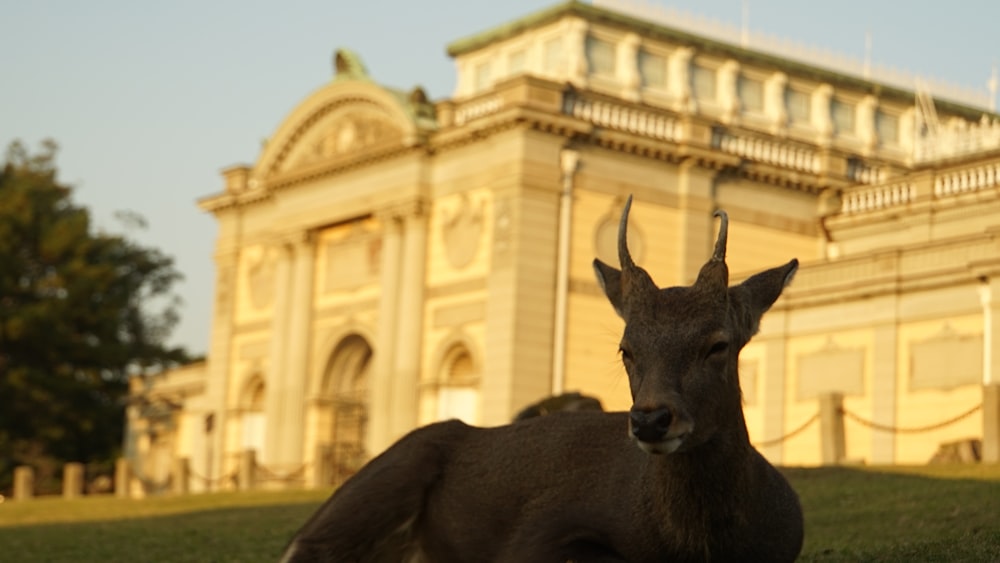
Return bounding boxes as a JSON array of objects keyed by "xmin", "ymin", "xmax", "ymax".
[
  {"xmin": 544, "ymin": 37, "xmax": 564, "ymax": 73},
  {"xmin": 738, "ymin": 76, "xmax": 764, "ymax": 112},
  {"xmin": 876, "ymin": 110, "xmax": 900, "ymax": 145},
  {"xmin": 786, "ymin": 88, "xmax": 811, "ymax": 123},
  {"xmin": 585, "ymin": 35, "xmax": 616, "ymax": 76},
  {"xmin": 832, "ymin": 99, "xmax": 856, "ymax": 135},
  {"xmin": 639, "ymin": 49, "xmax": 667, "ymax": 88},
  {"xmin": 691, "ymin": 64, "xmax": 716, "ymax": 101},
  {"xmin": 508, "ymin": 49, "xmax": 527, "ymax": 76}
]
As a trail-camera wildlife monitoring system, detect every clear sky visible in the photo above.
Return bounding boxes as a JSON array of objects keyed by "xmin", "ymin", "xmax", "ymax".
[{"xmin": 3, "ymin": 0, "xmax": 998, "ymax": 356}]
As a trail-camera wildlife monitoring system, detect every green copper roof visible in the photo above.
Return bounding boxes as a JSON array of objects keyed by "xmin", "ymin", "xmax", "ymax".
[{"xmin": 446, "ymin": 1, "xmax": 994, "ymax": 119}]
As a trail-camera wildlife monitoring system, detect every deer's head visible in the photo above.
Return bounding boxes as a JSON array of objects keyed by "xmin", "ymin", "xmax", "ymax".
[{"xmin": 594, "ymin": 196, "xmax": 797, "ymax": 455}]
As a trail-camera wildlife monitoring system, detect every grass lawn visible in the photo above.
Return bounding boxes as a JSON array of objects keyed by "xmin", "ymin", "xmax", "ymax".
[{"xmin": 0, "ymin": 464, "xmax": 997, "ymax": 562}]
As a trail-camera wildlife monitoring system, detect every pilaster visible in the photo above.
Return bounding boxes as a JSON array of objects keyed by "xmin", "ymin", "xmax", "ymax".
[
  {"xmin": 676, "ymin": 159, "xmax": 716, "ymax": 284},
  {"xmin": 390, "ymin": 199, "xmax": 429, "ymax": 440},
  {"xmin": 871, "ymin": 322, "xmax": 898, "ymax": 464},
  {"xmin": 263, "ymin": 239, "xmax": 293, "ymax": 467},
  {"xmin": 278, "ymin": 231, "xmax": 316, "ymax": 467},
  {"xmin": 367, "ymin": 208, "xmax": 404, "ymax": 456}
]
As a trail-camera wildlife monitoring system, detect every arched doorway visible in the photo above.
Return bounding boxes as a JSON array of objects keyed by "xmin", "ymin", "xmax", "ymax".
[
  {"xmin": 318, "ymin": 334, "xmax": 372, "ymax": 483},
  {"xmin": 421, "ymin": 344, "xmax": 481, "ymax": 425}
]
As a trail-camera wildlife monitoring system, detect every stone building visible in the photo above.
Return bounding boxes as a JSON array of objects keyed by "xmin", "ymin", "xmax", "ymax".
[{"xmin": 126, "ymin": 1, "xmax": 1000, "ymax": 493}]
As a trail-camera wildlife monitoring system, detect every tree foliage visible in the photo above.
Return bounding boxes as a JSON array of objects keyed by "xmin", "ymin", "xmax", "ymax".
[{"xmin": 0, "ymin": 140, "xmax": 190, "ymax": 493}]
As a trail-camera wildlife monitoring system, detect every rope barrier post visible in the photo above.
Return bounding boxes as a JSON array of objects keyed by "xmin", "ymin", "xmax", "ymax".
[
  {"xmin": 984, "ymin": 383, "xmax": 1000, "ymax": 463},
  {"xmin": 238, "ymin": 449, "xmax": 257, "ymax": 491},
  {"xmin": 13, "ymin": 466, "xmax": 34, "ymax": 501},
  {"xmin": 819, "ymin": 392, "xmax": 846, "ymax": 465},
  {"xmin": 63, "ymin": 462, "xmax": 84, "ymax": 499},
  {"xmin": 172, "ymin": 457, "xmax": 190, "ymax": 495},
  {"xmin": 115, "ymin": 458, "xmax": 131, "ymax": 499}
]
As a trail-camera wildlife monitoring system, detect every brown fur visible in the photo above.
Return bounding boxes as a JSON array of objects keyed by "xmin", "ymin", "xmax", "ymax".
[{"xmin": 281, "ymin": 196, "xmax": 804, "ymax": 562}]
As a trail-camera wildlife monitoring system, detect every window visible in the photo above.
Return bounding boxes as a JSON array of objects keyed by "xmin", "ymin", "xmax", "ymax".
[
  {"xmin": 738, "ymin": 76, "xmax": 764, "ymax": 112},
  {"xmin": 508, "ymin": 49, "xmax": 527, "ymax": 76},
  {"xmin": 585, "ymin": 35, "xmax": 616, "ymax": 76},
  {"xmin": 786, "ymin": 89, "xmax": 811, "ymax": 124},
  {"xmin": 544, "ymin": 37, "xmax": 564, "ymax": 73},
  {"xmin": 832, "ymin": 99, "xmax": 856, "ymax": 135},
  {"xmin": 692, "ymin": 64, "xmax": 716, "ymax": 101},
  {"xmin": 639, "ymin": 49, "xmax": 667, "ymax": 88},
  {"xmin": 474, "ymin": 61, "xmax": 492, "ymax": 92},
  {"xmin": 876, "ymin": 110, "xmax": 900, "ymax": 145}
]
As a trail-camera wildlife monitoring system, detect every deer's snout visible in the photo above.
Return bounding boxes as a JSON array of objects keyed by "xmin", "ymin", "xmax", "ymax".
[{"xmin": 629, "ymin": 407, "xmax": 690, "ymax": 454}]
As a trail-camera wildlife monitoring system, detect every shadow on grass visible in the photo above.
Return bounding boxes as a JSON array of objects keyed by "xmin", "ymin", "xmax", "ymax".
[
  {"xmin": 0, "ymin": 500, "xmax": 322, "ymax": 563},
  {"xmin": 784, "ymin": 465, "xmax": 1000, "ymax": 562}
]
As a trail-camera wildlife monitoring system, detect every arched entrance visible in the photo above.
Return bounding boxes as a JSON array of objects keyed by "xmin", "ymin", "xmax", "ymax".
[
  {"xmin": 420, "ymin": 343, "xmax": 481, "ymax": 425},
  {"xmin": 317, "ymin": 334, "xmax": 372, "ymax": 484}
]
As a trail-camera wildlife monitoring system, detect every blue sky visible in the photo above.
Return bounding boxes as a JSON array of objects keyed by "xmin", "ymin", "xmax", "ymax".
[{"xmin": 3, "ymin": 0, "xmax": 998, "ymax": 355}]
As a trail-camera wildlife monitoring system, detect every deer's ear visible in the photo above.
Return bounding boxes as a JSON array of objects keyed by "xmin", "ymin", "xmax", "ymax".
[
  {"xmin": 593, "ymin": 258, "xmax": 625, "ymax": 318},
  {"xmin": 729, "ymin": 259, "xmax": 798, "ymax": 337}
]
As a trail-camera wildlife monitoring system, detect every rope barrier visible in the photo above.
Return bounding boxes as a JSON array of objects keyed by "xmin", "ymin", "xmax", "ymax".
[
  {"xmin": 840, "ymin": 403, "xmax": 982, "ymax": 434},
  {"xmin": 753, "ymin": 412, "xmax": 819, "ymax": 448},
  {"xmin": 188, "ymin": 468, "xmax": 238, "ymax": 487},
  {"xmin": 254, "ymin": 461, "xmax": 311, "ymax": 483}
]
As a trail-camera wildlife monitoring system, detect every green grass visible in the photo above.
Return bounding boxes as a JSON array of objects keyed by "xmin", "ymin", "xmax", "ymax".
[{"xmin": 0, "ymin": 465, "xmax": 997, "ymax": 562}]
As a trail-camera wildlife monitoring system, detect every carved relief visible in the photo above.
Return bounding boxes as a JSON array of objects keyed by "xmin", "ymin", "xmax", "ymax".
[
  {"xmin": 287, "ymin": 110, "xmax": 402, "ymax": 172},
  {"xmin": 910, "ymin": 324, "xmax": 982, "ymax": 391},
  {"xmin": 440, "ymin": 193, "xmax": 484, "ymax": 270},
  {"xmin": 796, "ymin": 337, "xmax": 865, "ymax": 400},
  {"xmin": 324, "ymin": 221, "xmax": 381, "ymax": 293},
  {"xmin": 594, "ymin": 198, "xmax": 645, "ymax": 266},
  {"xmin": 244, "ymin": 246, "xmax": 276, "ymax": 310}
]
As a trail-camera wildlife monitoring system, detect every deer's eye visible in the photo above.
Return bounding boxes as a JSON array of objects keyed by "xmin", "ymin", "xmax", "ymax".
[{"xmin": 706, "ymin": 340, "xmax": 729, "ymax": 359}]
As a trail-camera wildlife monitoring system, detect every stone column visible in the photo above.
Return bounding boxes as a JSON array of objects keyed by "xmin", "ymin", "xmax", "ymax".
[
  {"xmin": 819, "ymin": 392, "xmax": 846, "ymax": 465},
  {"xmin": 63, "ymin": 462, "xmax": 84, "ymax": 499},
  {"xmin": 618, "ymin": 32, "xmax": 641, "ymax": 102},
  {"xmin": 263, "ymin": 240, "xmax": 294, "ymax": 468},
  {"xmin": 238, "ymin": 449, "xmax": 256, "ymax": 491},
  {"xmin": 13, "ymin": 466, "xmax": 34, "ymax": 501},
  {"xmin": 984, "ymin": 384, "xmax": 1000, "ymax": 463},
  {"xmin": 390, "ymin": 200, "xmax": 429, "ymax": 440},
  {"xmin": 871, "ymin": 323, "xmax": 898, "ymax": 463},
  {"xmin": 764, "ymin": 72, "xmax": 788, "ymax": 134},
  {"xmin": 668, "ymin": 47, "xmax": 694, "ymax": 113},
  {"xmin": 367, "ymin": 210, "xmax": 404, "ymax": 456},
  {"xmin": 280, "ymin": 232, "xmax": 316, "ymax": 467},
  {"xmin": 172, "ymin": 458, "xmax": 190, "ymax": 495}
]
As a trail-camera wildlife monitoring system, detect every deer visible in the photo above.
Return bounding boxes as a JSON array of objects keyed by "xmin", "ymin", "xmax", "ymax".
[{"xmin": 280, "ymin": 195, "xmax": 804, "ymax": 562}]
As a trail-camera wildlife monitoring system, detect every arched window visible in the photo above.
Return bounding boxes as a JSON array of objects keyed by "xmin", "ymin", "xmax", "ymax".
[
  {"xmin": 318, "ymin": 334, "xmax": 372, "ymax": 479},
  {"xmin": 422, "ymin": 344, "xmax": 480, "ymax": 425}
]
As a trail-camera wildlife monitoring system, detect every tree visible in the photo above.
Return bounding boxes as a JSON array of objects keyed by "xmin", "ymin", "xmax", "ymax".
[{"xmin": 0, "ymin": 140, "xmax": 190, "ymax": 494}]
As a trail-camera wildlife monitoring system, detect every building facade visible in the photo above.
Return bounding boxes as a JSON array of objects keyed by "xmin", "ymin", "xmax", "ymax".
[{"xmin": 127, "ymin": 1, "xmax": 1000, "ymax": 493}]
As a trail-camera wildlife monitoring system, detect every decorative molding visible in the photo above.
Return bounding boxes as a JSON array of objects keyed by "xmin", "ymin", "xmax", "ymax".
[
  {"xmin": 910, "ymin": 324, "xmax": 983, "ymax": 391},
  {"xmin": 796, "ymin": 337, "xmax": 865, "ymax": 400},
  {"xmin": 425, "ymin": 278, "xmax": 488, "ymax": 300}
]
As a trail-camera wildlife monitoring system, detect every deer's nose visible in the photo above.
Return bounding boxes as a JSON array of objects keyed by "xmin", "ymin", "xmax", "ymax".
[{"xmin": 629, "ymin": 407, "xmax": 673, "ymax": 442}]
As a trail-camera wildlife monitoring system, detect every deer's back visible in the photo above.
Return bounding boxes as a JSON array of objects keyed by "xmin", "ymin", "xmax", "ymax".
[{"xmin": 418, "ymin": 412, "xmax": 802, "ymax": 563}]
